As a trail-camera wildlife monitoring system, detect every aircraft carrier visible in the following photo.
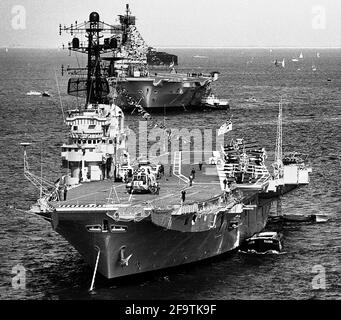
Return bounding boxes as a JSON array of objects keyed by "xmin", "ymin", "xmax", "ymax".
[
  {"xmin": 104, "ymin": 4, "xmax": 219, "ymax": 111},
  {"xmin": 23, "ymin": 11, "xmax": 311, "ymax": 282}
]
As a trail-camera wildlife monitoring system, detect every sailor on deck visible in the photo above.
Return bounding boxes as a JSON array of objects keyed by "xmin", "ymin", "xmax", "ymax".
[
  {"xmin": 189, "ymin": 175, "xmax": 193, "ymax": 186},
  {"xmin": 181, "ymin": 190, "xmax": 186, "ymax": 204},
  {"xmin": 191, "ymin": 168, "xmax": 196, "ymax": 179},
  {"xmin": 63, "ymin": 185, "xmax": 68, "ymax": 201},
  {"xmin": 223, "ymin": 178, "xmax": 228, "ymax": 190}
]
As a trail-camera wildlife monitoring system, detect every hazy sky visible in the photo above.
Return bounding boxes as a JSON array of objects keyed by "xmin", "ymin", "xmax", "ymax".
[{"xmin": 0, "ymin": 0, "xmax": 340, "ymax": 48}]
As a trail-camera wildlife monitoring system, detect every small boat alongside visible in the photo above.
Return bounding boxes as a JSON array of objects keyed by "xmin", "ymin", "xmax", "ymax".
[
  {"xmin": 268, "ymin": 213, "xmax": 329, "ymax": 224},
  {"xmin": 239, "ymin": 232, "xmax": 283, "ymax": 253},
  {"xmin": 282, "ymin": 214, "xmax": 329, "ymax": 223},
  {"xmin": 282, "ymin": 214, "xmax": 314, "ymax": 222}
]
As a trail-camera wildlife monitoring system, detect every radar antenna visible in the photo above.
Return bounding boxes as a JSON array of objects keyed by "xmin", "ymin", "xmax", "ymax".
[{"xmin": 59, "ymin": 12, "xmax": 121, "ymax": 106}]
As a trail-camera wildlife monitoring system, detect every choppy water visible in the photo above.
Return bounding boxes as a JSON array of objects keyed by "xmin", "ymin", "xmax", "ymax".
[{"xmin": 0, "ymin": 48, "xmax": 340, "ymax": 300}]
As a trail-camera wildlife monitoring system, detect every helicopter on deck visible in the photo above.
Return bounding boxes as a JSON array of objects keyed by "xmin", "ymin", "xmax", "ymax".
[{"xmin": 126, "ymin": 160, "xmax": 162, "ymax": 194}]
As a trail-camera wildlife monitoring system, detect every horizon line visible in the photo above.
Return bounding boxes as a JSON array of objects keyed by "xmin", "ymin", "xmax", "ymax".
[{"xmin": 2, "ymin": 46, "xmax": 341, "ymax": 50}]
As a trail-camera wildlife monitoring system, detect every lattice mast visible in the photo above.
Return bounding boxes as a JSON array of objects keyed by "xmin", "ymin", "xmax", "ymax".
[
  {"xmin": 59, "ymin": 12, "xmax": 121, "ymax": 106},
  {"xmin": 274, "ymin": 99, "xmax": 283, "ymax": 178}
]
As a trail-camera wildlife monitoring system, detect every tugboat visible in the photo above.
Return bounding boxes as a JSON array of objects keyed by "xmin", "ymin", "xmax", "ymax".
[
  {"xmin": 201, "ymin": 93, "xmax": 229, "ymax": 110},
  {"xmin": 21, "ymin": 12, "xmax": 310, "ymax": 284}
]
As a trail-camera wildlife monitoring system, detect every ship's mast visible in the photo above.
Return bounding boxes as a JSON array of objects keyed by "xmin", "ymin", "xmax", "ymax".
[
  {"xmin": 60, "ymin": 12, "xmax": 119, "ymax": 107},
  {"xmin": 274, "ymin": 99, "xmax": 283, "ymax": 178},
  {"xmin": 85, "ymin": 13, "xmax": 105, "ymax": 106}
]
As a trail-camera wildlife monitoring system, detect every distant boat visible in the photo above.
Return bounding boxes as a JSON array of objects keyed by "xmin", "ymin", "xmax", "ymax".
[
  {"xmin": 245, "ymin": 97, "xmax": 257, "ymax": 103},
  {"xmin": 274, "ymin": 59, "xmax": 285, "ymax": 68},
  {"xmin": 27, "ymin": 91, "xmax": 42, "ymax": 96},
  {"xmin": 312, "ymin": 65, "xmax": 317, "ymax": 72},
  {"xmin": 26, "ymin": 90, "xmax": 51, "ymax": 97},
  {"xmin": 292, "ymin": 58, "xmax": 299, "ymax": 62},
  {"xmin": 299, "ymin": 52, "xmax": 304, "ymax": 59},
  {"xmin": 316, "ymin": 52, "xmax": 320, "ymax": 58},
  {"xmin": 42, "ymin": 91, "xmax": 51, "ymax": 97},
  {"xmin": 5, "ymin": 48, "xmax": 8, "ymax": 53},
  {"xmin": 193, "ymin": 55, "xmax": 208, "ymax": 59}
]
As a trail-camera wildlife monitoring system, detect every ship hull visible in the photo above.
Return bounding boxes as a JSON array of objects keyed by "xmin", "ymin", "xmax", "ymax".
[
  {"xmin": 116, "ymin": 78, "xmax": 210, "ymax": 110},
  {"xmin": 50, "ymin": 195, "xmax": 271, "ymax": 279}
]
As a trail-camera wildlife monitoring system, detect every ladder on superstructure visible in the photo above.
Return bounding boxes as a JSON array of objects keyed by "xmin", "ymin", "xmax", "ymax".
[{"xmin": 173, "ymin": 151, "xmax": 189, "ymax": 183}]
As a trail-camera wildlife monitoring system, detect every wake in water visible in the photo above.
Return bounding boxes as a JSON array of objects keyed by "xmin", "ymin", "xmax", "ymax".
[{"xmin": 238, "ymin": 249, "xmax": 287, "ymax": 255}]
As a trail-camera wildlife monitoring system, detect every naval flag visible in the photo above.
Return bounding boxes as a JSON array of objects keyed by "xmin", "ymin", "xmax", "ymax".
[{"xmin": 218, "ymin": 119, "xmax": 232, "ymax": 136}]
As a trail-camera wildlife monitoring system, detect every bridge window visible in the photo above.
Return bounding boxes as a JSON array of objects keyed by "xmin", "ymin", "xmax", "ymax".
[{"xmin": 111, "ymin": 225, "xmax": 128, "ymax": 233}]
